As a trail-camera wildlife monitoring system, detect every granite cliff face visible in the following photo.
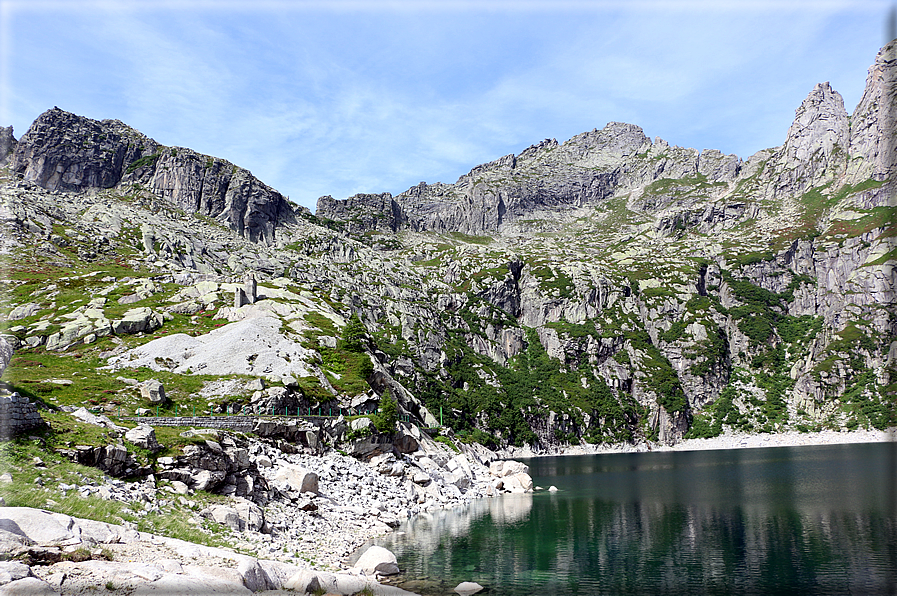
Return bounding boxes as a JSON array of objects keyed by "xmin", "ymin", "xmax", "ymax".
[
  {"xmin": 1, "ymin": 42, "xmax": 895, "ymax": 450},
  {"xmin": 10, "ymin": 108, "xmax": 296, "ymax": 244}
]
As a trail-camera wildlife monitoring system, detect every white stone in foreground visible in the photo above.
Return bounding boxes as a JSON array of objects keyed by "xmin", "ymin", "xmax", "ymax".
[
  {"xmin": 353, "ymin": 545, "xmax": 400, "ymax": 576},
  {"xmin": 131, "ymin": 570, "xmax": 251, "ymax": 595},
  {"xmin": 0, "ymin": 577, "xmax": 58, "ymax": 596},
  {"xmin": 0, "ymin": 562, "xmax": 33, "ymax": 586},
  {"xmin": 455, "ymin": 581, "xmax": 485, "ymax": 595},
  {"xmin": 0, "ymin": 508, "xmax": 80, "ymax": 546}
]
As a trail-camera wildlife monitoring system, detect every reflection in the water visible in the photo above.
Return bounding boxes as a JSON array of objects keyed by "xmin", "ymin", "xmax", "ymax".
[
  {"xmin": 375, "ymin": 443, "xmax": 896, "ymax": 596},
  {"xmin": 382, "ymin": 492, "xmax": 533, "ymax": 555}
]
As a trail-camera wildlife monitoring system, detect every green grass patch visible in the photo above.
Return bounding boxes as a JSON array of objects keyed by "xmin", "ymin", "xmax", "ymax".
[
  {"xmin": 0, "ymin": 436, "xmax": 231, "ymax": 548},
  {"xmin": 528, "ymin": 262, "xmax": 576, "ymax": 299},
  {"xmin": 125, "ymin": 153, "xmax": 161, "ymax": 174},
  {"xmin": 449, "ymin": 232, "xmax": 493, "ymax": 245},
  {"xmin": 796, "ymin": 179, "xmax": 887, "ymax": 238},
  {"xmin": 823, "ymin": 205, "xmax": 897, "ymax": 239},
  {"xmin": 643, "ymin": 173, "xmax": 726, "ymax": 198},
  {"xmin": 863, "ymin": 247, "xmax": 897, "ymax": 267},
  {"xmin": 545, "ymin": 320, "xmax": 599, "ymax": 340},
  {"xmin": 641, "ymin": 287, "xmax": 677, "ymax": 300},
  {"xmin": 2, "ymin": 345, "xmax": 262, "ymax": 417},
  {"xmin": 434, "ymin": 435, "xmax": 460, "ymax": 452},
  {"xmin": 318, "ymin": 347, "xmax": 373, "ymax": 396},
  {"xmin": 303, "ymin": 311, "xmax": 338, "ymax": 335}
]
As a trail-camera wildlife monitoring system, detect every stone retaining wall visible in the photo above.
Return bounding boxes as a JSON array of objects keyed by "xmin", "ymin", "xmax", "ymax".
[{"xmin": 0, "ymin": 393, "xmax": 45, "ymax": 439}]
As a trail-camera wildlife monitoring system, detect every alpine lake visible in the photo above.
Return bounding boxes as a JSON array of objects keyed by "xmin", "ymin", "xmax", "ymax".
[{"xmin": 369, "ymin": 441, "xmax": 897, "ymax": 595}]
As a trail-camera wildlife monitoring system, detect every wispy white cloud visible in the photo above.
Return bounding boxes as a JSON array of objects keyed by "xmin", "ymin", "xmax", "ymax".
[{"xmin": 1, "ymin": 0, "xmax": 891, "ymax": 209}]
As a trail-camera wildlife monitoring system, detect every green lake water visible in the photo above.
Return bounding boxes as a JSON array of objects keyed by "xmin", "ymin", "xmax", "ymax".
[{"xmin": 375, "ymin": 442, "xmax": 897, "ymax": 595}]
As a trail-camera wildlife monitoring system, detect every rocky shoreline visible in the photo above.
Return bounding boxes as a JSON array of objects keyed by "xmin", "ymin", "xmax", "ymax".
[
  {"xmin": 0, "ymin": 506, "xmax": 419, "ymax": 595},
  {"xmin": 497, "ymin": 427, "xmax": 897, "ymax": 459},
  {"xmin": 655, "ymin": 427, "xmax": 897, "ymax": 453},
  {"xmin": 0, "ymin": 410, "xmax": 536, "ymax": 595},
  {"xmin": 1, "ymin": 421, "xmax": 893, "ymax": 595}
]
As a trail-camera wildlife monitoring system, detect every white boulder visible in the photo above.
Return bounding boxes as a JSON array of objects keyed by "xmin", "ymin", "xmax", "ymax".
[
  {"xmin": 353, "ymin": 545, "xmax": 400, "ymax": 576},
  {"xmin": 284, "ymin": 570, "xmax": 321, "ymax": 593},
  {"xmin": 0, "ymin": 577, "xmax": 58, "ymax": 595},
  {"xmin": 455, "ymin": 581, "xmax": 485, "ymax": 595},
  {"xmin": 0, "ymin": 561, "xmax": 34, "ymax": 586},
  {"xmin": 140, "ymin": 380, "xmax": 166, "ymax": 404},
  {"xmin": 273, "ymin": 465, "xmax": 319, "ymax": 494},
  {"xmin": 0, "ymin": 508, "xmax": 80, "ymax": 546},
  {"xmin": 207, "ymin": 505, "xmax": 241, "ymax": 531},
  {"xmin": 489, "ymin": 460, "xmax": 529, "ymax": 478},
  {"xmin": 125, "ymin": 425, "xmax": 160, "ymax": 451}
]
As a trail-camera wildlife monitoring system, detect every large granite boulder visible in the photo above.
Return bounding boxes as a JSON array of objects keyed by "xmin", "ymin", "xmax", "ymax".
[
  {"xmin": 139, "ymin": 380, "xmax": 166, "ymax": 404},
  {"xmin": 352, "ymin": 545, "xmax": 399, "ymax": 576},
  {"xmin": 125, "ymin": 425, "xmax": 160, "ymax": 452},
  {"xmin": 272, "ymin": 465, "xmax": 318, "ymax": 495}
]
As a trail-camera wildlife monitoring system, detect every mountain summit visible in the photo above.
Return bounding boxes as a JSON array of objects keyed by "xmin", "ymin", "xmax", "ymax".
[{"xmin": 8, "ymin": 108, "xmax": 297, "ymax": 245}]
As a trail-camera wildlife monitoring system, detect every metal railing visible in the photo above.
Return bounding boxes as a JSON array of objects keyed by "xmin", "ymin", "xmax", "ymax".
[{"xmin": 115, "ymin": 403, "xmax": 415, "ymax": 423}]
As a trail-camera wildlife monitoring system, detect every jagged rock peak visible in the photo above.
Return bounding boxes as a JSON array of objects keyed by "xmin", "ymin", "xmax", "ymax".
[
  {"xmin": 783, "ymin": 81, "xmax": 849, "ymax": 164},
  {"xmin": 563, "ymin": 122, "xmax": 650, "ymax": 157},
  {"xmin": 465, "ymin": 153, "xmax": 517, "ymax": 179},
  {"xmin": 319, "ymin": 43, "xmax": 896, "ymax": 234},
  {"xmin": 849, "ymin": 38, "xmax": 897, "ymax": 181},
  {"xmin": 12, "ymin": 107, "xmax": 158, "ymax": 191},
  {"xmin": 316, "ymin": 118, "xmax": 702, "ymax": 234},
  {"xmin": 10, "ymin": 107, "xmax": 296, "ymax": 244}
]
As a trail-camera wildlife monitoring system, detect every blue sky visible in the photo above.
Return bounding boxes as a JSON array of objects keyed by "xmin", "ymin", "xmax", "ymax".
[{"xmin": 1, "ymin": 1, "xmax": 892, "ymax": 210}]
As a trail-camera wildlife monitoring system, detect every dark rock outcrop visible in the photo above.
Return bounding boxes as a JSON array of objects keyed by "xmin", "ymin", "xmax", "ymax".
[
  {"xmin": 316, "ymin": 193, "xmax": 405, "ymax": 233},
  {"xmin": 68, "ymin": 444, "xmax": 147, "ymax": 478},
  {"xmin": 10, "ymin": 108, "xmax": 296, "ymax": 244},
  {"xmin": 0, "ymin": 126, "xmax": 16, "ymax": 166},
  {"xmin": 11, "ymin": 108, "xmax": 157, "ymax": 191}
]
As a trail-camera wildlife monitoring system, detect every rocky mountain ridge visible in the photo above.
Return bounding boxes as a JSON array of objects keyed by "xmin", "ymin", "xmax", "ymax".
[
  {"xmin": 0, "ymin": 41, "xmax": 894, "ymax": 455},
  {"xmin": 7, "ymin": 108, "xmax": 298, "ymax": 245},
  {"xmin": 317, "ymin": 56, "xmax": 893, "ymax": 236}
]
